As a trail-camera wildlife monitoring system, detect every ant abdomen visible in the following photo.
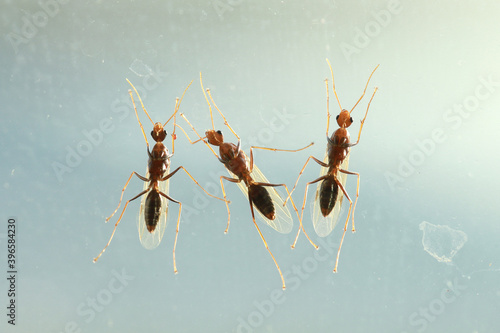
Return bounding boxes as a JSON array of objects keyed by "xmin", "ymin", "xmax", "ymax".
[
  {"xmin": 319, "ymin": 175, "xmax": 339, "ymax": 217},
  {"xmin": 144, "ymin": 190, "xmax": 162, "ymax": 232},
  {"xmin": 249, "ymin": 184, "xmax": 275, "ymax": 220}
]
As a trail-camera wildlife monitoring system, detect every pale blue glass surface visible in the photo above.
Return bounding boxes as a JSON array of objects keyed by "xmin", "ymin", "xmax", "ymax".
[{"xmin": 1, "ymin": 1, "xmax": 500, "ymax": 332}]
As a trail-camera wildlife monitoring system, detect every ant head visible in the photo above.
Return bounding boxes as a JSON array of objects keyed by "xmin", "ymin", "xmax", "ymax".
[
  {"xmin": 205, "ymin": 129, "xmax": 223, "ymax": 146},
  {"xmin": 336, "ymin": 109, "xmax": 353, "ymax": 128},
  {"xmin": 151, "ymin": 122, "xmax": 167, "ymax": 142}
]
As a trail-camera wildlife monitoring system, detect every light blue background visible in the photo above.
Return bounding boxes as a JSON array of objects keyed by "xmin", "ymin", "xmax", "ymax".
[{"xmin": 1, "ymin": 1, "xmax": 499, "ymax": 332}]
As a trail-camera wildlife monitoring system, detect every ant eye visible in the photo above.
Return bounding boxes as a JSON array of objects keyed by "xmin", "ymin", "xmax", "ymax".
[
  {"xmin": 150, "ymin": 130, "xmax": 154, "ymax": 137},
  {"xmin": 217, "ymin": 130, "xmax": 222, "ymax": 135},
  {"xmin": 163, "ymin": 130, "xmax": 167, "ymax": 136},
  {"xmin": 336, "ymin": 115, "xmax": 339, "ymax": 120},
  {"xmin": 350, "ymin": 117, "xmax": 353, "ymax": 123}
]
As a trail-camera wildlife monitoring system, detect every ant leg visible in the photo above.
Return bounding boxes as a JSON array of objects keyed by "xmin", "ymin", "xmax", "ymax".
[
  {"xmin": 206, "ymin": 92, "xmax": 240, "ymax": 141},
  {"xmin": 106, "ymin": 172, "xmax": 148, "ymax": 223},
  {"xmin": 326, "ymin": 58, "xmax": 343, "ymax": 112},
  {"xmin": 248, "ymin": 143, "xmax": 314, "ymax": 174},
  {"xmin": 333, "ymin": 178, "xmax": 354, "ymax": 273},
  {"xmin": 325, "ymin": 59, "xmax": 341, "ymax": 138},
  {"xmin": 220, "ymin": 175, "xmax": 241, "ymax": 233},
  {"xmin": 169, "ymin": 81, "xmax": 194, "ymax": 155},
  {"xmin": 200, "ymin": 72, "xmax": 241, "ymax": 140},
  {"xmin": 248, "ymin": 196, "xmax": 286, "ymax": 290},
  {"xmin": 339, "ymin": 169, "xmax": 360, "ymax": 232},
  {"xmin": 163, "ymin": 166, "xmax": 228, "ymax": 203},
  {"xmin": 126, "ymin": 79, "xmax": 153, "ymax": 149},
  {"xmin": 283, "ymin": 155, "xmax": 328, "ymax": 206},
  {"xmin": 94, "ymin": 188, "xmax": 148, "ymax": 263},
  {"xmin": 175, "ymin": 117, "xmax": 205, "ymax": 144},
  {"xmin": 352, "ymin": 87, "xmax": 378, "ymax": 146},
  {"xmin": 158, "ymin": 191, "xmax": 182, "ymax": 274},
  {"xmin": 283, "ymin": 182, "xmax": 318, "ymax": 249},
  {"xmin": 171, "ymin": 107, "xmax": 179, "ymax": 154},
  {"xmin": 177, "ymin": 113, "xmax": 219, "ymax": 158},
  {"xmin": 164, "ymin": 80, "xmax": 193, "ymax": 128},
  {"xmin": 292, "ymin": 175, "xmax": 328, "ymax": 248},
  {"xmin": 349, "ymin": 65, "xmax": 379, "ymax": 114},
  {"xmin": 199, "ymin": 72, "xmax": 217, "ymax": 132}
]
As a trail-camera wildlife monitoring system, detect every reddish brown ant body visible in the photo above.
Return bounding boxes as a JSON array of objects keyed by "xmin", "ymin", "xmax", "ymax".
[
  {"xmin": 285, "ymin": 59, "xmax": 378, "ymax": 272},
  {"xmin": 94, "ymin": 79, "xmax": 226, "ymax": 273},
  {"xmin": 177, "ymin": 73, "xmax": 314, "ymax": 289}
]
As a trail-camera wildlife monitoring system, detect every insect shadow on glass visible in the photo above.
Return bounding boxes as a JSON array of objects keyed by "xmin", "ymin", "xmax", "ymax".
[
  {"xmin": 176, "ymin": 73, "xmax": 314, "ymax": 289},
  {"xmin": 284, "ymin": 59, "xmax": 378, "ymax": 272},
  {"xmin": 93, "ymin": 79, "xmax": 227, "ymax": 273}
]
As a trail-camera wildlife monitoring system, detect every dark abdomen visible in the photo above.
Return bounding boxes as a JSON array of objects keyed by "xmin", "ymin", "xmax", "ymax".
[
  {"xmin": 145, "ymin": 190, "xmax": 162, "ymax": 232},
  {"xmin": 319, "ymin": 176, "xmax": 338, "ymax": 217},
  {"xmin": 249, "ymin": 184, "xmax": 275, "ymax": 220}
]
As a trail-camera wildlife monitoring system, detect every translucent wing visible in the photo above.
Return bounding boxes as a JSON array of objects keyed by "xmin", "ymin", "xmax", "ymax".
[
  {"xmin": 311, "ymin": 151, "xmax": 349, "ymax": 237},
  {"xmin": 137, "ymin": 167, "xmax": 169, "ymax": 249},
  {"xmin": 231, "ymin": 157, "xmax": 293, "ymax": 234}
]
